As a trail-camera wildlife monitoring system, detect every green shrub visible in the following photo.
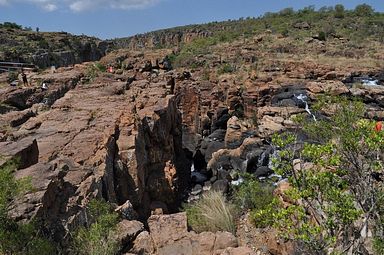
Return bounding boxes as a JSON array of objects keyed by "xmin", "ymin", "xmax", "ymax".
[
  {"xmin": 318, "ymin": 31, "xmax": 326, "ymax": 41},
  {"xmin": 0, "ymin": 160, "xmax": 55, "ymax": 255},
  {"xmin": 250, "ymin": 198, "xmax": 279, "ymax": 228},
  {"xmin": 218, "ymin": 63, "xmax": 235, "ymax": 75},
  {"xmin": 172, "ymin": 52, "xmax": 195, "ymax": 68},
  {"xmin": 279, "ymin": 8, "xmax": 295, "ymax": 17},
  {"xmin": 72, "ymin": 199, "xmax": 119, "ymax": 255},
  {"xmin": 281, "ymin": 29, "xmax": 289, "ymax": 37},
  {"xmin": 38, "ymin": 39, "xmax": 49, "ymax": 49},
  {"xmin": 0, "ymin": 22, "xmax": 22, "ymax": 30},
  {"xmin": 94, "ymin": 62, "xmax": 106, "ymax": 72},
  {"xmin": 354, "ymin": 4, "xmax": 374, "ymax": 17},
  {"xmin": 232, "ymin": 104, "xmax": 244, "ymax": 118},
  {"xmin": 334, "ymin": 4, "xmax": 345, "ymax": 18},
  {"xmin": 233, "ymin": 178, "xmax": 275, "ymax": 211},
  {"xmin": 166, "ymin": 53, "xmax": 177, "ymax": 66},
  {"xmin": 184, "ymin": 190, "xmax": 237, "ymax": 234},
  {"xmin": 373, "ymin": 189, "xmax": 384, "ymax": 254},
  {"xmin": 7, "ymin": 71, "xmax": 18, "ymax": 82},
  {"xmin": 232, "ymin": 177, "xmax": 278, "ymax": 228},
  {"xmin": 85, "ymin": 62, "xmax": 106, "ymax": 82}
]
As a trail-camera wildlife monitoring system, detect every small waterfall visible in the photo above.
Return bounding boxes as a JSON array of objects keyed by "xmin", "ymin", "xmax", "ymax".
[
  {"xmin": 295, "ymin": 94, "xmax": 317, "ymax": 121},
  {"xmin": 257, "ymin": 150, "xmax": 267, "ymax": 167},
  {"xmin": 231, "ymin": 177, "xmax": 244, "ymax": 186},
  {"xmin": 268, "ymin": 147, "xmax": 279, "ymax": 170},
  {"xmin": 362, "ymin": 79, "xmax": 379, "ymax": 86}
]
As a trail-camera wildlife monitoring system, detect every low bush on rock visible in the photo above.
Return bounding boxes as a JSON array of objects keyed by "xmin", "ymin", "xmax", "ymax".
[
  {"xmin": 232, "ymin": 177, "xmax": 279, "ymax": 228},
  {"xmin": 7, "ymin": 71, "xmax": 18, "ymax": 83},
  {"xmin": 184, "ymin": 190, "xmax": 237, "ymax": 234},
  {"xmin": 232, "ymin": 175, "xmax": 275, "ymax": 209},
  {"xmin": 71, "ymin": 199, "xmax": 120, "ymax": 255},
  {"xmin": 85, "ymin": 62, "xmax": 106, "ymax": 82},
  {"xmin": 218, "ymin": 63, "xmax": 236, "ymax": 75}
]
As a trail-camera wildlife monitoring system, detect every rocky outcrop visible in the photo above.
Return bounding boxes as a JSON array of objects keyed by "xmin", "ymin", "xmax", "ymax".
[
  {"xmin": 0, "ymin": 69, "xmax": 82, "ymax": 111},
  {"xmin": 30, "ymin": 40, "xmax": 108, "ymax": 68},
  {"xmin": 0, "ymin": 28, "xmax": 107, "ymax": 68},
  {"xmin": 2, "ymin": 59, "xmax": 189, "ymax": 245},
  {"xmin": 114, "ymin": 219, "xmax": 144, "ymax": 249},
  {"xmin": 111, "ymin": 28, "xmax": 212, "ymax": 50},
  {"xmin": 129, "ymin": 212, "xmax": 255, "ymax": 255},
  {"xmin": 0, "ymin": 138, "xmax": 38, "ymax": 169},
  {"xmin": 115, "ymin": 93, "xmax": 190, "ymax": 216}
]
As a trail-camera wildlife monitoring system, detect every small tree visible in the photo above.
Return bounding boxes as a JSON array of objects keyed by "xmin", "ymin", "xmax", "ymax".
[
  {"xmin": 267, "ymin": 96, "xmax": 384, "ymax": 254},
  {"xmin": 354, "ymin": 4, "xmax": 374, "ymax": 17},
  {"xmin": 279, "ymin": 8, "xmax": 295, "ymax": 17},
  {"xmin": 334, "ymin": 4, "xmax": 345, "ymax": 18},
  {"xmin": 0, "ymin": 22, "xmax": 22, "ymax": 29}
]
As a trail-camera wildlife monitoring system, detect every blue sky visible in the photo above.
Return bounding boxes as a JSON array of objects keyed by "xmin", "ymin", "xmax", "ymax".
[{"xmin": 0, "ymin": 0, "xmax": 383, "ymax": 39}]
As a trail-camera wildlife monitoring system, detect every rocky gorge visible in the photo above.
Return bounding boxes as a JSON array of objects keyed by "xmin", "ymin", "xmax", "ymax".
[{"xmin": 1, "ymin": 10, "xmax": 384, "ymax": 255}]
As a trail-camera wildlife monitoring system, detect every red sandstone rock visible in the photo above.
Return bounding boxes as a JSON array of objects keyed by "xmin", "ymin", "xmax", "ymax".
[{"xmin": 0, "ymin": 138, "xmax": 38, "ymax": 169}]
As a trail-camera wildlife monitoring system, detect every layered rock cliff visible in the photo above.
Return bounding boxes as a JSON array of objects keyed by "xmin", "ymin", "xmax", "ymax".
[
  {"xmin": 111, "ymin": 28, "xmax": 212, "ymax": 50},
  {"xmin": 0, "ymin": 28, "xmax": 108, "ymax": 68},
  {"xmin": 0, "ymin": 54, "xmax": 190, "ymax": 246}
]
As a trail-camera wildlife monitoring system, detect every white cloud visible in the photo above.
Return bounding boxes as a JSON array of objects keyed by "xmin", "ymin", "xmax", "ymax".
[
  {"xmin": 110, "ymin": 0, "xmax": 160, "ymax": 10},
  {"xmin": 26, "ymin": 0, "xmax": 58, "ymax": 11},
  {"xmin": 69, "ymin": 0, "xmax": 94, "ymax": 12},
  {"xmin": 1, "ymin": 0, "xmax": 161, "ymax": 11},
  {"xmin": 70, "ymin": 0, "xmax": 160, "ymax": 12},
  {"xmin": 43, "ymin": 2, "xmax": 57, "ymax": 11}
]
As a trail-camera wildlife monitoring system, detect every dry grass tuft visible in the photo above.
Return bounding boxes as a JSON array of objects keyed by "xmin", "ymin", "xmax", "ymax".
[{"xmin": 185, "ymin": 190, "xmax": 237, "ymax": 234}]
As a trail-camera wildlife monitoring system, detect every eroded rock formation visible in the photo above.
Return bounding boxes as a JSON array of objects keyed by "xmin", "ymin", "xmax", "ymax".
[
  {"xmin": 1, "ymin": 55, "xmax": 190, "ymax": 245},
  {"xmin": 1, "ymin": 30, "xmax": 384, "ymax": 254}
]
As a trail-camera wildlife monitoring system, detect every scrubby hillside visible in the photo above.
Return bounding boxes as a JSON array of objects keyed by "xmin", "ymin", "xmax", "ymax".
[
  {"xmin": 0, "ymin": 22, "xmax": 108, "ymax": 68},
  {"xmin": 110, "ymin": 4, "xmax": 384, "ymax": 52}
]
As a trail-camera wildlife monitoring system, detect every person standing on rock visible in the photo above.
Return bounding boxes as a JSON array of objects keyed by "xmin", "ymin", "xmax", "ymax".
[{"xmin": 21, "ymin": 69, "xmax": 28, "ymax": 86}]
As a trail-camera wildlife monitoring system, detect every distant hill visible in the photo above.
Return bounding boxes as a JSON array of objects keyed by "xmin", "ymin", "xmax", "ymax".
[
  {"xmin": 0, "ymin": 23, "xmax": 109, "ymax": 68},
  {"xmin": 109, "ymin": 4, "xmax": 384, "ymax": 51}
]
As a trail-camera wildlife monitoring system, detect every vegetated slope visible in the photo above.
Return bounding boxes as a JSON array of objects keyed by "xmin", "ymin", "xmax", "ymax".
[
  {"xmin": 110, "ymin": 4, "xmax": 384, "ymax": 53},
  {"xmin": 0, "ymin": 22, "xmax": 108, "ymax": 68}
]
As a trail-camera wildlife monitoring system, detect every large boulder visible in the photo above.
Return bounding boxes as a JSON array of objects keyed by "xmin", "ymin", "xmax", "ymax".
[
  {"xmin": 207, "ymin": 138, "xmax": 264, "ymax": 176},
  {"xmin": 114, "ymin": 220, "xmax": 144, "ymax": 248},
  {"xmin": 131, "ymin": 231, "xmax": 156, "ymax": 255},
  {"xmin": 225, "ymin": 116, "xmax": 247, "ymax": 149},
  {"xmin": 142, "ymin": 212, "xmax": 246, "ymax": 255},
  {"xmin": 147, "ymin": 212, "xmax": 189, "ymax": 248}
]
